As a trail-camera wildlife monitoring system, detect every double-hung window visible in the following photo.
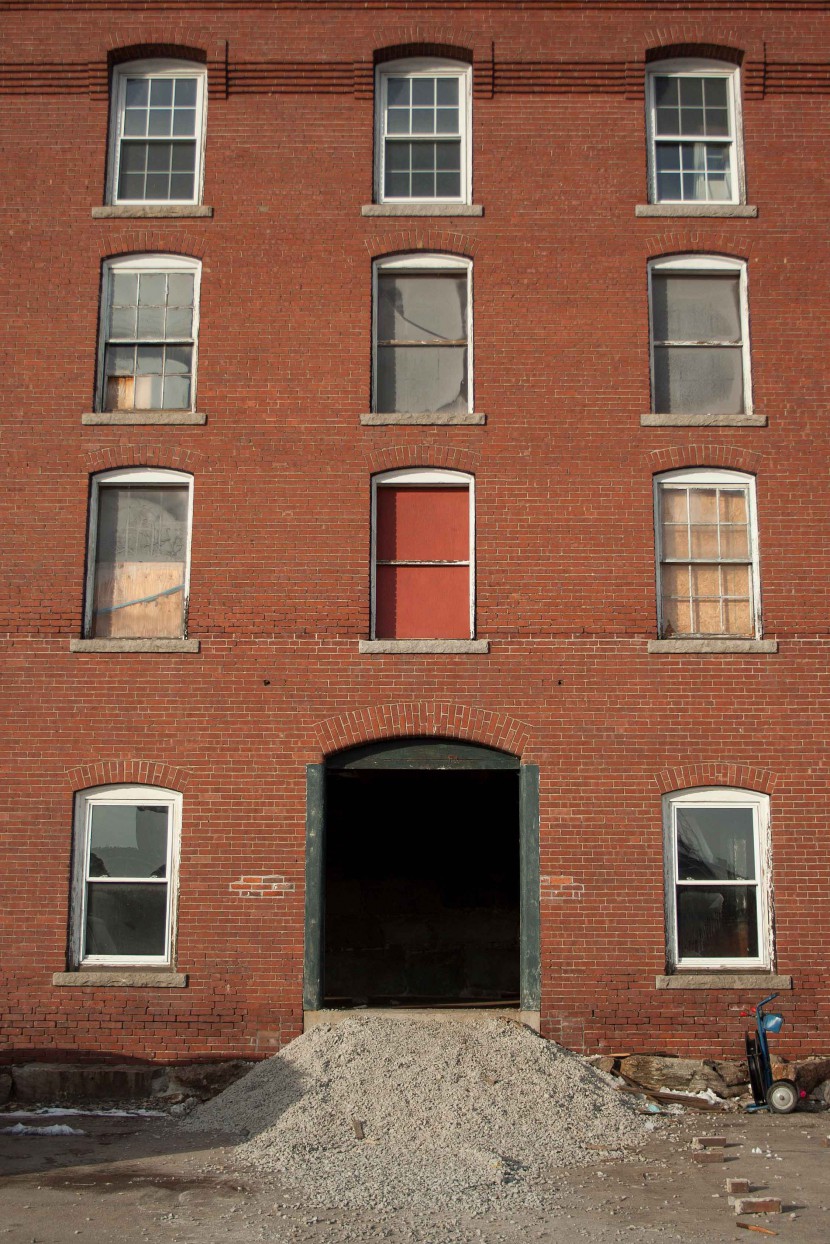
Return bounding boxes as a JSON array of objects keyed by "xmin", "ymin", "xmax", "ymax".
[
  {"xmin": 375, "ymin": 60, "xmax": 471, "ymax": 204},
  {"xmin": 648, "ymin": 256, "xmax": 751, "ymax": 416},
  {"xmin": 72, "ymin": 786, "xmax": 181, "ymax": 966},
  {"xmin": 109, "ymin": 60, "xmax": 207, "ymax": 205},
  {"xmin": 98, "ymin": 256, "xmax": 201, "ymax": 413},
  {"xmin": 373, "ymin": 255, "xmax": 472, "ymax": 415},
  {"xmin": 84, "ymin": 468, "xmax": 193, "ymax": 640},
  {"xmin": 647, "ymin": 60, "xmax": 742, "ymax": 204},
  {"xmin": 372, "ymin": 469, "xmax": 474, "ymax": 639},
  {"xmin": 655, "ymin": 468, "xmax": 760, "ymax": 639},
  {"xmin": 664, "ymin": 788, "xmax": 771, "ymax": 969}
]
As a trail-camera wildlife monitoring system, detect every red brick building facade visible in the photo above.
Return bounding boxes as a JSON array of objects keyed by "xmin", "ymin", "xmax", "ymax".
[{"xmin": 2, "ymin": 0, "xmax": 829, "ymax": 1067}]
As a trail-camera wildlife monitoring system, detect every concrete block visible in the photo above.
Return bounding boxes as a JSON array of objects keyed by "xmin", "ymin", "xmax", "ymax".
[{"xmin": 733, "ymin": 1198, "xmax": 782, "ymax": 1215}]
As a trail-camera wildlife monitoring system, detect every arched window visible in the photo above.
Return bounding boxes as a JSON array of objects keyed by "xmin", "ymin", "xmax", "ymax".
[
  {"xmin": 648, "ymin": 255, "xmax": 751, "ymax": 417},
  {"xmin": 372, "ymin": 253, "xmax": 472, "ymax": 416},
  {"xmin": 654, "ymin": 467, "xmax": 761, "ymax": 639},
  {"xmin": 374, "ymin": 58, "xmax": 472, "ymax": 204},
  {"xmin": 84, "ymin": 468, "xmax": 194, "ymax": 640},
  {"xmin": 663, "ymin": 787, "xmax": 772, "ymax": 969},
  {"xmin": 371, "ymin": 468, "xmax": 475, "ymax": 640},
  {"xmin": 646, "ymin": 59, "xmax": 744, "ymax": 205},
  {"xmin": 108, "ymin": 59, "xmax": 207, "ymax": 205},
  {"xmin": 97, "ymin": 254, "xmax": 201, "ymax": 414},
  {"xmin": 71, "ymin": 785, "xmax": 182, "ymax": 967}
]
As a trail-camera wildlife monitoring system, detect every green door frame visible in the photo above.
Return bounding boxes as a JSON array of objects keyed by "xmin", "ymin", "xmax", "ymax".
[{"xmin": 303, "ymin": 740, "xmax": 540, "ymax": 1012}]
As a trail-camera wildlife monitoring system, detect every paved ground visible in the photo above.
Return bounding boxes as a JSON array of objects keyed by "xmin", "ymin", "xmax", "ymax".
[{"xmin": 0, "ymin": 1105, "xmax": 828, "ymax": 1243}]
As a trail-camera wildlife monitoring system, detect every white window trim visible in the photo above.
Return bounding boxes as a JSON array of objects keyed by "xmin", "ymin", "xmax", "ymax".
[
  {"xmin": 70, "ymin": 784, "xmax": 182, "ymax": 968},
  {"xmin": 83, "ymin": 467, "xmax": 195, "ymax": 639},
  {"xmin": 647, "ymin": 254, "xmax": 753, "ymax": 417},
  {"xmin": 372, "ymin": 253, "xmax": 473, "ymax": 415},
  {"xmin": 108, "ymin": 58, "xmax": 208, "ymax": 206},
  {"xmin": 663, "ymin": 787, "xmax": 772, "ymax": 971},
  {"xmin": 653, "ymin": 467, "xmax": 762, "ymax": 640},
  {"xmin": 370, "ymin": 467, "xmax": 476, "ymax": 640},
  {"xmin": 374, "ymin": 57, "xmax": 472, "ymax": 205},
  {"xmin": 96, "ymin": 254, "xmax": 202, "ymax": 414},
  {"xmin": 646, "ymin": 58, "xmax": 744, "ymax": 206}
]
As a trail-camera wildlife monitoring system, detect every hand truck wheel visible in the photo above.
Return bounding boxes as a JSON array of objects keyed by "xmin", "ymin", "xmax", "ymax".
[{"xmin": 766, "ymin": 1078, "xmax": 799, "ymax": 1114}]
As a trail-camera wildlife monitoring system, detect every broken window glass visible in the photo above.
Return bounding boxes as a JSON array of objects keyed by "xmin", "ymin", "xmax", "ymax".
[
  {"xmin": 103, "ymin": 269, "xmax": 195, "ymax": 411},
  {"xmin": 376, "ymin": 274, "xmax": 469, "ymax": 413},
  {"xmin": 652, "ymin": 273, "xmax": 744, "ymax": 414}
]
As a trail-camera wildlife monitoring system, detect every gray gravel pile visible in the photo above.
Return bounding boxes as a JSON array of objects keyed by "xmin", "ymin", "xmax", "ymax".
[{"xmin": 185, "ymin": 1015, "xmax": 655, "ymax": 1215}]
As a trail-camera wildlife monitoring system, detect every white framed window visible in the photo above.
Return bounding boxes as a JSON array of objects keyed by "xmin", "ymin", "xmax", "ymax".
[
  {"xmin": 71, "ymin": 785, "xmax": 181, "ymax": 967},
  {"xmin": 108, "ymin": 59, "xmax": 207, "ymax": 205},
  {"xmin": 664, "ymin": 788, "xmax": 772, "ymax": 970},
  {"xmin": 648, "ymin": 256, "xmax": 751, "ymax": 416},
  {"xmin": 375, "ymin": 59, "xmax": 471, "ymax": 204},
  {"xmin": 84, "ymin": 468, "xmax": 194, "ymax": 640},
  {"xmin": 373, "ymin": 254, "xmax": 472, "ymax": 414},
  {"xmin": 646, "ymin": 59, "xmax": 743, "ymax": 204},
  {"xmin": 654, "ymin": 468, "xmax": 761, "ymax": 639},
  {"xmin": 97, "ymin": 255, "xmax": 201, "ymax": 413},
  {"xmin": 371, "ymin": 468, "xmax": 475, "ymax": 639}
]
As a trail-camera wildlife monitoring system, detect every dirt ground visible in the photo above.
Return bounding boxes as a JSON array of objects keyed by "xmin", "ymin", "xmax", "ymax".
[{"xmin": 0, "ymin": 1105, "xmax": 828, "ymax": 1244}]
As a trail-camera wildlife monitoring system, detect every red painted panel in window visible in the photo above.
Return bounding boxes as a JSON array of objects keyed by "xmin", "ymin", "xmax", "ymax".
[
  {"xmin": 376, "ymin": 487, "xmax": 469, "ymax": 562},
  {"xmin": 376, "ymin": 565, "xmax": 470, "ymax": 638}
]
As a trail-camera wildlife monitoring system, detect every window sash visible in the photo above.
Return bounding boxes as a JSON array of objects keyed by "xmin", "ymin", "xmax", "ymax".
[
  {"xmin": 111, "ymin": 66, "xmax": 205, "ymax": 205},
  {"xmin": 377, "ymin": 65, "xmax": 469, "ymax": 204},
  {"xmin": 648, "ymin": 68, "xmax": 740, "ymax": 205}
]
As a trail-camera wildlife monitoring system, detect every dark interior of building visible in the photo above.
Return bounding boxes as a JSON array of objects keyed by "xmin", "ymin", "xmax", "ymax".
[{"xmin": 323, "ymin": 768, "xmax": 520, "ymax": 1006}]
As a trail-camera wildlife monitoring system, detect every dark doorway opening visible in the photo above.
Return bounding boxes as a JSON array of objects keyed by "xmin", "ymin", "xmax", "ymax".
[{"xmin": 323, "ymin": 768, "xmax": 520, "ymax": 1006}]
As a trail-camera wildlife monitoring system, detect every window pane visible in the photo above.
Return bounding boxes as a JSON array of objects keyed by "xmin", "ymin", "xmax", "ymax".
[
  {"xmin": 689, "ymin": 525, "xmax": 719, "ymax": 558},
  {"xmin": 690, "ymin": 563, "xmax": 720, "ymax": 596},
  {"xmin": 688, "ymin": 488, "xmax": 717, "ymax": 523},
  {"xmin": 383, "ymin": 139, "xmax": 461, "ymax": 199},
  {"xmin": 377, "ymin": 345, "xmax": 468, "ymax": 414},
  {"xmin": 654, "ymin": 346, "xmax": 744, "ymax": 414},
  {"xmin": 720, "ymin": 525, "xmax": 750, "ymax": 558},
  {"xmin": 719, "ymin": 489, "xmax": 747, "ymax": 524},
  {"xmin": 137, "ymin": 305, "xmax": 165, "ymax": 338},
  {"xmin": 724, "ymin": 599, "xmax": 753, "ymax": 635},
  {"xmin": 677, "ymin": 885, "xmax": 758, "ymax": 959},
  {"xmin": 85, "ymin": 882, "xmax": 168, "ymax": 957},
  {"xmin": 89, "ymin": 804, "xmax": 168, "ymax": 878},
  {"xmin": 694, "ymin": 597, "xmax": 723, "ymax": 632},
  {"xmin": 149, "ymin": 78, "xmax": 173, "ymax": 106},
  {"xmin": 125, "ymin": 78, "xmax": 149, "ymax": 108},
  {"xmin": 660, "ymin": 523, "xmax": 689, "ymax": 560},
  {"xmin": 662, "ymin": 596, "xmax": 691, "ymax": 636},
  {"xmin": 661, "ymin": 488, "xmax": 688, "ymax": 523},
  {"xmin": 175, "ymin": 78, "xmax": 197, "ymax": 107},
  {"xmin": 110, "ymin": 305, "xmax": 137, "ymax": 338},
  {"xmin": 652, "ymin": 275, "xmax": 741, "ymax": 343},
  {"xmin": 677, "ymin": 806, "xmax": 755, "ymax": 880},
  {"xmin": 377, "ymin": 275, "xmax": 466, "ymax": 343}
]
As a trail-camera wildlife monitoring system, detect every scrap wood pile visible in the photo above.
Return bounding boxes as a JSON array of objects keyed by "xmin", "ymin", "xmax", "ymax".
[{"xmin": 185, "ymin": 1015, "xmax": 656, "ymax": 1214}]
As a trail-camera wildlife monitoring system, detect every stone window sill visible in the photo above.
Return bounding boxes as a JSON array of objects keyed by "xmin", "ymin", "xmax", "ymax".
[
  {"xmin": 92, "ymin": 205, "xmax": 214, "ymax": 219},
  {"xmin": 360, "ymin": 412, "xmax": 485, "ymax": 426},
  {"xmin": 359, "ymin": 639, "xmax": 490, "ymax": 655},
  {"xmin": 82, "ymin": 411, "xmax": 206, "ymax": 426},
  {"xmin": 656, "ymin": 972, "xmax": 792, "ymax": 990},
  {"xmin": 53, "ymin": 970, "xmax": 187, "ymax": 988},
  {"xmin": 641, "ymin": 413, "xmax": 767, "ymax": 427},
  {"xmin": 70, "ymin": 638, "xmax": 200, "ymax": 654},
  {"xmin": 648, "ymin": 639, "xmax": 778, "ymax": 655},
  {"xmin": 361, "ymin": 204, "xmax": 484, "ymax": 217},
  {"xmin": 635, "ymin": 204, "xmax": 758, "ymax": 218}
]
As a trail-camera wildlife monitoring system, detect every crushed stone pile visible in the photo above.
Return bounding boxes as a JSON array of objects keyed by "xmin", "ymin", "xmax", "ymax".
[{"xmin": 185, "ymin": 1015, "xmax": 657, "ymax": 1215}]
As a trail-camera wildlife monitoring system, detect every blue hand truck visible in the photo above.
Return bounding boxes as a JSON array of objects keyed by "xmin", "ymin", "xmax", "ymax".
[{"xmin": 743, "ymin": 992, "xmax": 803, "ymax": 1114}]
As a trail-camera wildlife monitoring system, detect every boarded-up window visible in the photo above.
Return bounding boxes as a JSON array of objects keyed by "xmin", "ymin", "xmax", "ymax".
[
  {"xmin": 375, "ymin": 484, "xmax": 470, "ymax": 638},
  {"xmin": 658, "ymin": 480, "xmax": 755, "ymax": 637},
  {"xmin": 651, "ymin": 270, "xmax": 745, "ymax": 415},
  {"xmin": 376, "ymin": 272, "xmax": 468, "ymax": 414},
  {"xmin": 103, "ymin": 267, "xmax": 196, "ymax": 412},
  {"xmin": 91, "ymin": 484, "xmax": 189, "ymax": 638}
]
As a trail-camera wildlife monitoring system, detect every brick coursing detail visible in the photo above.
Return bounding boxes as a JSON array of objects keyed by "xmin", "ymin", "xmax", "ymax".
[
  {"xmin": 66, "ymin": 760, "xmax": 192, "ymax": 792},
  {"xmin": 313, "ymin": 703, "xmax": 532, "ymax": 760},
  {"xmin": 230, "ymin": 875, "xmax": 296, "ymax": 898}
]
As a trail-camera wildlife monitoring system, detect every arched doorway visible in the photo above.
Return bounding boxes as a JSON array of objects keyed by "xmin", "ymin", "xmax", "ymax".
[{"xmin": 304, "ymin": 739, "xmax": 540, "ymax": 1014}]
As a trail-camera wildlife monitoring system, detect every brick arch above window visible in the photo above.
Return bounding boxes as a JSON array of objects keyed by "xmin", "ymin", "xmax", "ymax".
[
  {"xmin": 66, "ymin": 759, "xmax": 192, "ymax": 793},
  {"xmin": 94, "ymin": 233, "xmax": 209, "ymax": 262},
  {"xmin": 645, "ymin": 443, "xmax": 764, "ymax": 477},
  {"xmin": 82, "ymin": 443, "xmax": 211, "ymax": 476},
  {"xmin": 108, "ymin": 42, "xmax": 207, "ymax": 67},
  {"xmin": 312, "ymin": 702, "xmax": 533, "ymax": 762},
  {"xmin": 654, "ymin": 764, "xmax": 775, "ymax": 795},
  {"xmin": 643, "ymin": 236, "xmax": 755, "ymax": 263},
  {"xmin": 374, "ymin": 41, "xmax": 474, "ymax": 67},
  {"xmin": 363, "ymin": 442, "xmax": 481, "ymax": 476},
  {"xmin": 365, "ymin": 230, "xmax": 480, "ymax": 260},
  {"xmin": 645, "ymin": 41, "xmax": 745, "ymax": 66}
]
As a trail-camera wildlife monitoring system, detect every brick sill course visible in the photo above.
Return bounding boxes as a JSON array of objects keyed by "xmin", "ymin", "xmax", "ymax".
[
  {"xmin": 635, "ymin": 204, "xmax": 758, "ymax": 218},
  {"xmin": 360, "ymin": 411, "xmax": 486, "ymax": 426},
  {"xmin": 361, "ymin": 203, "xmax": 484, "ymax": 217},
  {"xmin": 53, "ymin": 971, "xmax": 188, "ymax": 988},
  {"xmin": 82, "ymin": 411, "xmax": 206, "ymax": 426},
  {"xmin": 656, "ymin": 973, "xmax": 792, "ymax": 990},
  {"xmin": 359, "ymin": 639, "xmax": 490, "ymax": 654},
  {"xmin": 92, "ymin": 205, "xmax": 213, "ymax": 218},
  {"xmin": 641, "ymin": 413, "xmax": 767, "ymax": 427},
  {"xmin": 70, "ymin": 639, "xmax": 200, "ymax": 653},
  {"xmin": 648, "ymin": 639, "xmax": 778, "ymax": 654}
]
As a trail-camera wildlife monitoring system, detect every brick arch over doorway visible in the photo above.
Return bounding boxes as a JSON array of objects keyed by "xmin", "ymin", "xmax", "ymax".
[{"xmin": 312, "ymin": 702, "xmax": 533, "ymax": 761}]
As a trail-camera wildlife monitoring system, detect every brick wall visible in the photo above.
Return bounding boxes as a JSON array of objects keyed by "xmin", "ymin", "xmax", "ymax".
[{"xmin": 1, "ymin": 0, "xmax": 829, "ymax": 1064}]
